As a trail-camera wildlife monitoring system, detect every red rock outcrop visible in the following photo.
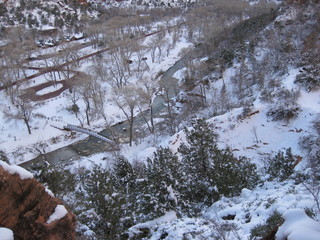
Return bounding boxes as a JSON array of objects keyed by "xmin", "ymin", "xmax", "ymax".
[{"xmin": 0, "ymin": 165, "xmax": 76, "ymax": 240}]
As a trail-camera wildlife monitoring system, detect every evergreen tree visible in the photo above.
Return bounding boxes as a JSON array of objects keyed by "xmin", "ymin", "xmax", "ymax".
[
  {"xmin": 113, "ymin": 156, "xmax": 138, "ymax": 227},
  {"xmin": 178, "ymin": 118, "xmax": 220, "ymax": 208},
  {"xmin": 212, "ymin": 150, "xmax": 259, "ymax": 197},
  {"xmin": 29, "ymin": 162, "xmax": 76, "ymax": 198},
  {"xmin": 178, "ymin": 118, "xmax": 259, "ymax": 209},
  {"xmin": 82, "ymin": 165, "xmax": 129, "ymax": 239},
  {"xmin": 136, "ymin": 147, "xmax": 181, "ymax": 221},
  {"xmin": 267, "ymin": 148, "xmax": 296, "ymax": 181},
  {"xmin": 113, "ymin": 156, "xmax": 136, "ymax": 186}
]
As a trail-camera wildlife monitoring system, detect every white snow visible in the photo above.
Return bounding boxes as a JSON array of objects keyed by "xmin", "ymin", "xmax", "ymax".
[
  {"xmin": 45, "ymin": 187, "xmax": 55, "ymax": 197},
  {"xmin": 131, "ymin": 180, "xmax": 320, "ymax": 239},
  {"xmin": 128, "ymin": 211, "xmax": 177, "ymax": 237},
  {"xmin": 276, "ymin": 209, "xmax": 320, "ymax": 240},
  {"xmin": 0, "ymin": 228, "xmax": 14, "ymax": 240},
  {"xmin": 36, "ymin": 83, "xmax": 64, "ymax": 96},
  {"xmin": 46, "ymin": 205, "xmax": 68, "ymax": 224},
  {"xmin": 0, "ymin": 160, "xmax": 33, "ymax": 180}
]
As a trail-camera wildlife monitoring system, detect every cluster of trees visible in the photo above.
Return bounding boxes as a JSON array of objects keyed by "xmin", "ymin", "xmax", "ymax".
[
  {"xmin": 0, "ymin": 3, "xmax": 185, "ymax": 138},
  {"xmin": 30, "ymin": 119, "xmax": 301, "ymax": 239},
  {"xmin": 0, "ymin": 27, "xmax": 40, "ymax": 134},
  {"xmin": 30, "ymin": 119, "xmax": 260, "ymax": 239},
  {"xmin": 0, "ymin": 0, "xmax": 92, "ymax": 31},
  {"xmin": 0, "ymin": 26, "xmax": 86, "ymax": 134}
]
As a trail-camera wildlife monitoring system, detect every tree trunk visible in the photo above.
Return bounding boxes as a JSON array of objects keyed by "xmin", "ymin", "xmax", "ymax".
[
  {"xmin": 24, "ymin": 118, "xmax": 32, "ymax": 134},
  {"xmin": 129, "ymin": 107, "xmax": 134, "ymax": 147},
  {"xmin": 150, "ymin": 103, "xmax": 154, "ymax": 133},
  {"xmin": 165, "ymin": 90, "xmax": 175, "ymax": 134},
  {"xmin": 85, "ymin": 109, "xmax": 90, "ymax": 126}
]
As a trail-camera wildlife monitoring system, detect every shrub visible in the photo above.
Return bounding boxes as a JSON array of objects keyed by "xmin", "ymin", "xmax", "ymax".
[
  {"xmin": 294, "ymin": 51, "xmax": 320, "ymax": 92},
  {"xmin": 179, "ymin": 118, "xmax": 259, "ymax": 208},
  {"xmin": 250, "ymin": 210, "xmax": 284, "ymax": 240},
  {"xmin": 212, "ymin": 151, "xmax": 260, "ymax": 197},
  {"xmin": 266, "ymin": 148, "xmax": 296, "ymax": 181},
  {"xmin": 29, "ymin": 162, "xmax": 76, "ymax": 197},
  {"xmin": 266, "ymin": 107, "xmax": 300, "ymax": 122}
]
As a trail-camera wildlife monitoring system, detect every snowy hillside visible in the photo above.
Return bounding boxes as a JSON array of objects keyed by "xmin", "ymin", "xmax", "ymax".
[
  {"xmin": 0, "ymin": 0, "xmax": 99, "ymax": 31},
  {"xmin": 93, "ymin": 0, "xmax": 197, "ymax": 8}
]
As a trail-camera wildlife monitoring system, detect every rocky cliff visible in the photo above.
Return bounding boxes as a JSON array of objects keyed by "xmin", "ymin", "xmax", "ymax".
[{"xmin": 0, "ymin": 161, "xmax": 76, "ymax": 240}]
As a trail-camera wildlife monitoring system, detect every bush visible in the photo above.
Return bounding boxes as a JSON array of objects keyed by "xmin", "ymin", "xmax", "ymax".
[
  {"xmin": 299, "ymin": 115, "xmax": 320, "ymax": 173},
  {"xmin": 294, "ymin": 51, "xmax": 320, "ymax": 92},
  {"xmin": 266, "ymin": 107, "xmax": 300, "ymax": 121},
  {"xmin": 266, "ymin": 148, "xmax": 296, "ymax": 181},
  {"xmin": 250, "ymin": 210, "xmax": 284, "ymax": 240},
  {"xmin": 212, "ymin": 151, "xmax": 260, "ymax": 197},
  {"xmin": 179, "ymin": 118, "xmax": 259, "ymax": 208},
  {"xmin": 29, "ymin": 162, "xmax": 76, "ymax": 197}
]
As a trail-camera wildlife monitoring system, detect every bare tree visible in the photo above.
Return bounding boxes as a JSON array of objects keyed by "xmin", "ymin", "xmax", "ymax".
[
  {"xmin": 67, "ymin": 83, "xmax": 84, "ymax": 127},
  {"xmin": 159, "ymin": 78, "xmax": 177, "ymax": 135},
  {"xmin": 114, "ymin": 85, "xmax": 138, "ymax": 146},
  {"xmin": 108, "ymin": 47, "xmax": 131, "ymax": 88},
  {"xmin": 79, "ymin": 82, "xmax": 93, "ymax": 126},
  {"xmin": 85, "ymin": 22, "xmax": 105, "ymax": 48},
  {"xmin": 148, "ymin": 35, "xmax": 165, "ymax": 63},
  {"xmin": 136, "ymin": 77, "xmax": 158, "ymax": 134},
  {"xmin": 4, "ymin": 95, "xmax": 38, "ymax": 134}
]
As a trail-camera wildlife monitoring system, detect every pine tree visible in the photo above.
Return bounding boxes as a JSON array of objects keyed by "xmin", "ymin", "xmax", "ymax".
[
  {"xmin": 82, "ymin": 165, "xmax": 129, "ymax": 239},
  {"xmin": 212, "ymin": 150, "xmax": 259, "ymax": 197},
  {"xmin": 178, "ymin": 118, "xmax": 220, "ymax": 208},
  {"xmin": 178, "ymin": 118, "xmax": 259, "ymax": 208},
  {"xmin": 114, "ymin": 156, "xmax": 136, "ymax": 186},
  {"xmin": 113, "ymin": 156, "xmax": 137, "ymax": 227},
  {"xmin": 135, "ymin": 147, "xmax": 181, "ymax": 221},
  {"xmin": 267, "ymin": 148, "xmax": 295, "ymax": 181}
]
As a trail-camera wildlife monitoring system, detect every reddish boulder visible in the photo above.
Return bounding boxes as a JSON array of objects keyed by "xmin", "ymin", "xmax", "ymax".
[{"xmin": 0, "ymin": 164, "xmax": 75, "ymax": 240}]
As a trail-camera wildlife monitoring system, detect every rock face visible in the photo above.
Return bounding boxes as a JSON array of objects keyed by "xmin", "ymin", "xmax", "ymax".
[{"xmin": 0, "ymin": 165, "xmax": 76, "ymax": 240}]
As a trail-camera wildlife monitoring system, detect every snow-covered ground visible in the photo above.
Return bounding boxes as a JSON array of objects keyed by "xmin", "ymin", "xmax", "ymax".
[{"xmin": 126, "ymin": 180, "xmax": 320, "ymax": 239}]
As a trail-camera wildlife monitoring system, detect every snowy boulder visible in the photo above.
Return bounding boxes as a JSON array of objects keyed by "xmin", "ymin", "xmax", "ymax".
[
  {"xmin": 241, "ymin": 188, "xmax": 252, "ymax": 198},
  {"xmin": 47, "ymin": 205, "xmax": 68, "ymax": 224},
  {"xmin": 276, "ymin": 208, "xmax": 320, "ymax": 240},
  {"xmin": 128, "ymin": 211, "xmax": 177, "ymax": 238},
  {"xmin": 0, "ymin": 160, "xmax": 33, "ymax": 180},
  {"xmin": 0, "ymin": 228, "xmax": 14, "ymax": 240}
]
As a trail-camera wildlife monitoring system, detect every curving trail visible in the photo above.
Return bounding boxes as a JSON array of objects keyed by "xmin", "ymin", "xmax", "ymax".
[{"xmin": 20, "ymin": 71, "xmax": 88, "ymax": 101}]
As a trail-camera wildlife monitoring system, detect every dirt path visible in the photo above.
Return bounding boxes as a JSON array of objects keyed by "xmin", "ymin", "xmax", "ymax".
[{"xmin": 20, "ymin": 71, "xmax": 88, "ymax": 101}]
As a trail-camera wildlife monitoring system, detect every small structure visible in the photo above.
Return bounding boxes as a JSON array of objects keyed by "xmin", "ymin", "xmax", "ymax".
[{"xmin": 64, "ymin": 124, "xmax": 115, "ymax": 145}]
